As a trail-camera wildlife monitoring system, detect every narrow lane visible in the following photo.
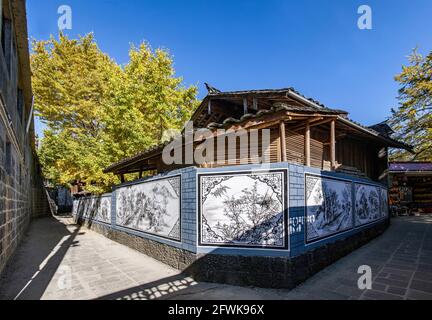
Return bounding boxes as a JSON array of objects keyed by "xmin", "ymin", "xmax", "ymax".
[{"xmin": 0, "ymin": 215, "xmax": 431, "ymax": 300}]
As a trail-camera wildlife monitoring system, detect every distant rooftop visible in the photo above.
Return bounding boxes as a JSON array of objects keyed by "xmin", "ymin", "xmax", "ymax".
[{"xmin": 389, "ymin": 162, "xmax": 432, "ymax": 172}]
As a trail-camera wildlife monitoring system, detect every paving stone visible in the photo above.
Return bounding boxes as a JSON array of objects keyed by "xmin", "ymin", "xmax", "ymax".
[
  {"xmin": 336, "ymin": 285, "xmax": 363, "ymax": 298},
  {"xmin": 372, "ymin": 282, "xmax": 387, "ymax": 292},
  {"xmin": 410, "ymin": 280, "xmax": 432, "ymax": 294},
  {"xmin": 390, "ymin": 258, "xmax": 417, "ymax": 264},
  {"xmin": 413, "ymin": 271, "xmax": 432, "ymax": 282},
  {"xmin": 363, "ymin": 290, "xmax": 404, "ymax": 300},
  {"xmin": 384, "ymin": 263, "xmax": 417, "ymax": 271},
  {"xmin": 380, "ymin": 268, "xmax": 414, "ymax": 278},
  {"xmin": 374, "ymin": 277, "xmax": 410, "ymax": 288},
  {"xmin": 387, "ymin": 273, "xmax": 411, "ymax": 282},
  {"xmin": 406, "ymin": 289, "xmax": 432, "ymax": 300},
  {"xmin": 417, "ymin": 263, "xmax": 432, "ymax": 273},
  {"xmin": 387, "ymin": 286, "xmax": 407, "ymax": 296}
]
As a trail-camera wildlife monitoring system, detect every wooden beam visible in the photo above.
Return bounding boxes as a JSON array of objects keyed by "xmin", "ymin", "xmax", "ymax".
[
  {"xmin": 305, "ymin": 120, "xmax": 311, "ymax": 167},
  {"xmin": 299, "ymin": 118, "xmax": 334, "ymax": 131},
  {"xmin": 280, "ymin": 121, "xmax": 287, "ymax": 162},
  {"xmin": 222, "ymin": 111, "xmax": 292, "ymax": 132},
  {"xmin": 208, "ymin": 99, "xmax": 212, "ymax": 115},
  {"xmin": 330, "ymin": 119, "xmax": 336, "ymax": 170},
  {"xmin": 248, "ymin": 119, "xmax": 289, "ymax": 131},
  {"xmin": 285, "ymin": 112, "xmax": 339, "ymax": 118},
  {"xmin": 285, "ymin": 116, "xmax": 309, "ymax": 121},
  {"xmin": 290, "ymin": 117, "xmax": 326, "ymax": 131}
]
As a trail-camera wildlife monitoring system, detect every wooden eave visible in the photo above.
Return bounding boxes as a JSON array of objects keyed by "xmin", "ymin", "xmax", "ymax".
[
  {"xmin": 104, "ymin": 87, "xmax": 412, "ymax": 175},
  {"xmin": 336, "ymin": 116, "xmax": 413, "ymax": 152}
]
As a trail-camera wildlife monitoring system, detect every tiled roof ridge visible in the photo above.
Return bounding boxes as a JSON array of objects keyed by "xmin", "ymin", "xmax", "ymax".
[{"xmin": 207, "ymin": 87, "xmax": 335, "ymax": 111}]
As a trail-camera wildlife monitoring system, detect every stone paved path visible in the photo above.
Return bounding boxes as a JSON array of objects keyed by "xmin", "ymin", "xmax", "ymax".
[{"xmin": 0, "ymin": 215, "xmax": 431, "ymax": 300}]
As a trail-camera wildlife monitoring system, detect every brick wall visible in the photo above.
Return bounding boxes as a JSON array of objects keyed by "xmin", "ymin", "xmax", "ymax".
[
  {"xmin": 288, "ymin": 163, "xmax": 307, "ymax": 257},
  {"xmin": 180, "ymin": 167, "xmax": 197, "ymax": 252},
  {"xmin": 0, "ymin": 119, "xmax": 50, "ymax": 275},
  {"xmin": 0, "ymin": 0, "xmax": 51, "ymax": 275}
]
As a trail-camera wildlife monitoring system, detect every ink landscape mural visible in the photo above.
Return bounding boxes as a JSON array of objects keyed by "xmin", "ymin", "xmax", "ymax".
[
  {"xmin": 380, "ymin": 188, "xmax": 389, "ymax": 218},
  {"xmin": 305, "ymin": 175, "xmax": 353, "ymax": 242},
  {"xmin": 199, "ymin": 170, "xmax": 286, "ymax": 248},
  {"xmin": 73, "ymin": 196, "xmax": 111, "ymax": 224},
  {"xmin": 116, "ymin": 176, "xmax": 181, "ymax": 241},
  {"xmin": 355, "ymin": 184, "xmax": 381, "ymax": 226}
]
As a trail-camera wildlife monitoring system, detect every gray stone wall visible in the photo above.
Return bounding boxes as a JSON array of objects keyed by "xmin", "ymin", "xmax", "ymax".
[
  {"xmin": 0, "ymin": 0, "xmax": 50, "ymax": 275},
  {"xmin": 288, "ymin": 164, "xmax": 307, "ymax": 257},
  {"xmin": 179, "ymin": 167, "xmax": 197, "ymax": 252},
  {"xmin": 0, "ymin": 114, "xmax": 49, "ymax": 275},
  {"xmin": 0, "ymin": 121, "xmax": 31, "ymax": 274}
]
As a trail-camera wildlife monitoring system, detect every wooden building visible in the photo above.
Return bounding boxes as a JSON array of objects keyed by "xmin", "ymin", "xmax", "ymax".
[
  {"xmin": 388, "ymin": 162, "xmax": 432, "ymax": 215},
  {"xmin": 104, "ymin": 87, "xmax": 412, "ymax": 182}
]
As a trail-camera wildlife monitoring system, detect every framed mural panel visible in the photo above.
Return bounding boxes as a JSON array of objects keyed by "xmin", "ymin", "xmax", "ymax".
[
  {"xmin": 198, "ymin": 169, "xmax": 288, "ymax": 249},
  {"xmin": 380, "ymin": 187, "xmax": 389, "ymax": 218},
  {"xmin": 73, "ymin": 196, "xmax": 111, "ymax": 224},
  {"xmin": 305, "ymin": 174, "xmax": 353, "ymax": 243},
  {"xmin": 115, "ymin": 175, "xmax": 181, "ymax": 241},
  {"xmin": 354, "ymin": 183, "xmax": 381, "ymax": 227},
  {"xmin": 95, "ymin": 196, "xmax": 111, "ymax": 223}
]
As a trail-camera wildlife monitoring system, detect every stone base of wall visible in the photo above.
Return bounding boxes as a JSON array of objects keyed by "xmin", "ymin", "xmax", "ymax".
[
  {"xmin": 76, "ymin": 218, "xmax": 390, "ymax": 289},
  {"xmin": 0, "ymin": 211, "xmax": 31, "ymax": 275},
  {"xmin": 190, "ymin": 221, "xmax": 389, "ymax": 289},
  {"xmin": 0, "ymin": 184, "xmax": 50, "ymax": 277},
  {"xmin": 76, "ymin": 219, "xmax": 196, "ymax": 270}
]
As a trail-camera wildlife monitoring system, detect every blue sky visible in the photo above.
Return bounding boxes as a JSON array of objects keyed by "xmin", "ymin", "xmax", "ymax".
[{"xmin": 27, "ymin": 0, "xmax": 432, "ymax": 137}]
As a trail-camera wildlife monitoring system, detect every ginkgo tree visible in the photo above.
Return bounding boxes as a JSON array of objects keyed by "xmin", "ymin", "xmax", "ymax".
[
  {"xmin": 32, "ymin": 33, "xmax": 199, "ymax": 193},
  {"xmin": 389, "ymin": 48, "xmax": 432, "ymax": 161}
]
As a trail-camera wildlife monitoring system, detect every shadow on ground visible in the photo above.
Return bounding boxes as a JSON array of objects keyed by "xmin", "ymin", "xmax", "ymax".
[
  {"xmin": 97, "ymin": 216, "xmax": 432, "ymax": 300},
  {"xmin": 1, "ymin": 215, "xmax": 431, "ymax": 300},
  {"xmin": 0, "ymin": 215, "xmax": 82, "ymax": 300}
]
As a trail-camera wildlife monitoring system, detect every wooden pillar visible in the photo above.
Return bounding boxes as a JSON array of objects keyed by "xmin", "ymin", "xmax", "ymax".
[
  {"xmin": 305, "ymin": 120, "xmax": 311, "ymax": 167},
  {"xmin": 330, "ymin": 119, "xmax": 336, "ymax": 170},
  {"xmin": 139, "ymin": 170, "xmax": 143, "ymax": 179},
  {"xmin": 252, "ymin": 98, "xmax": 258, "ymax": 110},
  {"xmin": 120, "ymin": 174, "xmax": 125, "ymax": 183},
  {"xmin": 279, "ymin": 121, "xmax": 287, "ymax": 162},
  {"xmin": 243, "ymin": 98, "xmax": 248, "ymax": 114}
]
